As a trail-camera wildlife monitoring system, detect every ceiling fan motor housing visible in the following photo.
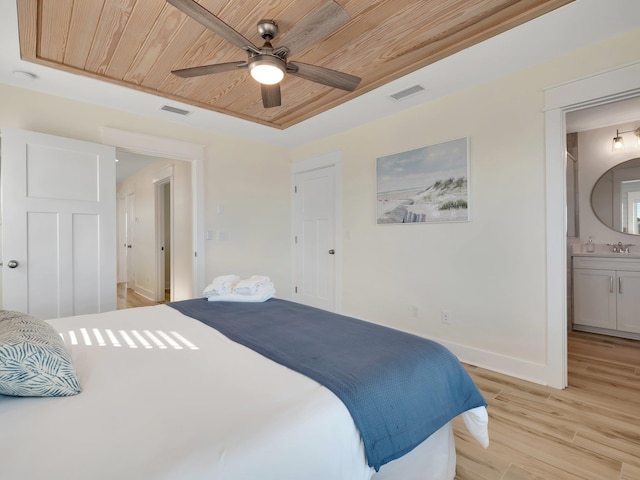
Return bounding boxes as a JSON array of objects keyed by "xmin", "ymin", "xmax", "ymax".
[{"xmin": 257, "ymin": 20, "xmax": 278, "ymax": 40}]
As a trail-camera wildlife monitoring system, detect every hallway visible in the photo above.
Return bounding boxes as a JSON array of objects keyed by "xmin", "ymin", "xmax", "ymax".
[{"xmin": 117, "ymin": 283, "xmax": 166, "ymax": 309}]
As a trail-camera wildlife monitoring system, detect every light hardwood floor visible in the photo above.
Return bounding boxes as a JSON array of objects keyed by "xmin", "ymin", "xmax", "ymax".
[
  {"xmin": 114, "ymin": 288, "xmax": 640, "ymax": 478},
  {"xmin": 454, "ymin": 331, "xmax": 640, "ymax": 480},
  {"xmin": 116, "ymin": 283, "xmax": 165, "ymax": 309}
]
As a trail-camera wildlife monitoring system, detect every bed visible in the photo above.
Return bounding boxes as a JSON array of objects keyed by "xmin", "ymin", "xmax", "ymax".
[{"xmin": 0, "ymin": 298, "xmax": 488, "ymax": 480}]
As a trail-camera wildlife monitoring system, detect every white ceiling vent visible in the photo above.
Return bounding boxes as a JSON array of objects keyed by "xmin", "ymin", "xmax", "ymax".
[
  {"xmin": 388, "ymin": 84, "xmax": 425, "ymax": 101},
  {"xmin": 161, "ymin": 105, "xmax": 191, "ymax": 116}
]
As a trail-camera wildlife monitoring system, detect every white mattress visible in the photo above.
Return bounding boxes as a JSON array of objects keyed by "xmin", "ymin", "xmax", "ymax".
[{"xmin": 0, "ymin": 304, "xmax": 487, "ymax": 480}]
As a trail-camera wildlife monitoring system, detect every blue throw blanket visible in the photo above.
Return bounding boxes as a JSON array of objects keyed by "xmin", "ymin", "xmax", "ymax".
[{"xmin": 168, "ymin": 298, "xmax": 486, "ymax": 471}]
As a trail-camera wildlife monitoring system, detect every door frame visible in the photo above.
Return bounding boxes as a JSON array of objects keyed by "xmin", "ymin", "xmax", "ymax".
[
  {"xmin": 116, "ymin": 192, "xmax": 127, "ymax": 284},
  {"xmin": 544, "ymin": 60, "xmax": 640, "ymax": 388},
  {"xmin": 291, "ymin": 151, "xmax": 343, "ymax": 312},
  {"xmin": 153, "ymin": 166, "xmax": 173, "ymax": 302},
  {"xmin": 125, "ymin": 191, "xmax": 136, "ymax": 286},
  {"xmin": 102, "ymin": 127, "xmax": 205, "ymax": 298}
]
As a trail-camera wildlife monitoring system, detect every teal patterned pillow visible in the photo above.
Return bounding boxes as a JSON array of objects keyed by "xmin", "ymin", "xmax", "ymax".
[{"xmin": 0, "ymin": 310, "xmax": 81, "ymax": 397}]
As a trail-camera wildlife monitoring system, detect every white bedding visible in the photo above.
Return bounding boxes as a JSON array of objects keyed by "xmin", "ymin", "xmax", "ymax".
[{"xmin": 0, "ymin": 304, "xmax": 487, "ymax": 480}]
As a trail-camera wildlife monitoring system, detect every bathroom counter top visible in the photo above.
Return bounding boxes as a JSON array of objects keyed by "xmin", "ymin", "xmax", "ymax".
[{"xmin": 573, "ymin": 251, "xmax": 640, "ymax": 259}]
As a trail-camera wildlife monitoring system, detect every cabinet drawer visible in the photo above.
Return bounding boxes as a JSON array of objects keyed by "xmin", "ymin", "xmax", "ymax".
[{"xmin": 573, "ymin": 256, "xmax": 640, "ymax": 271}]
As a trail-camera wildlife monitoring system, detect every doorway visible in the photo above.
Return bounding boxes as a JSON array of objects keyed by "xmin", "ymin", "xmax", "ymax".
[
  {"xmin": 116, "ymin": 158, "xmax": 188, "ymax": 307},
  {"xmin": 544, "ymin": 60, "xmax": 640, "ymax": 388},
  {"xmin": 564, "ymin": 98, "xmax": 640, "ymax": 382},
  {"xmin": 155, "ymin": 178, "xmax": 172, "ymax": 303},
  {"xmin": 103, "ymin": 127, "xmax": 206, "ymax": 300},
  {"xmin": 116, "ymin": 169, "xmax": 175, "ymax": 311}
]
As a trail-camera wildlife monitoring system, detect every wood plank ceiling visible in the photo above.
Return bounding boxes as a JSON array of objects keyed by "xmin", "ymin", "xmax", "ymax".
[{"xmin": 17, "ymin": 0, "xmax": 573, "ymax": 129}]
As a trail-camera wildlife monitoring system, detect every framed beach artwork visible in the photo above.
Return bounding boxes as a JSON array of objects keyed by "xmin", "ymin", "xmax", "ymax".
[{"xmin": 376, "ymin": 137, "xmax": 469, "ymax": 224}]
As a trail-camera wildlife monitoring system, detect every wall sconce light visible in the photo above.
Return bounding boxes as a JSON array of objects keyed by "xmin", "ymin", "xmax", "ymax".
[
  {"xmin": 612, "ymin": 127, "xmax": 640, "ymax": 151},
  {"xmin": 612, "ymin": 129, "xmax": 624, "ymax": 150}
]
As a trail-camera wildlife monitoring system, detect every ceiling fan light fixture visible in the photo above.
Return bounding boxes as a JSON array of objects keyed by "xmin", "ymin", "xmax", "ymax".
[{"xmin": 249, "ymin": 56, "xmax": 285, "ymax": 85}]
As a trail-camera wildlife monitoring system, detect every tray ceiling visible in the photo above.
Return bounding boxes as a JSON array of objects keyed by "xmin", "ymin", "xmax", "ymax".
[{"xmin": 17, "ymin": 0, "xmax": 573, "ymax": 130}]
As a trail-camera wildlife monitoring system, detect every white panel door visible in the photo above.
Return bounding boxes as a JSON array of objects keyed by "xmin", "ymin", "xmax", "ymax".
[
  {"xmin": 1, "ymin": 127, "xmax": 116, "ymax": 319},
  {"xmin": 293, "ymin": 166, "xmax": 336, "ymax": 311}
]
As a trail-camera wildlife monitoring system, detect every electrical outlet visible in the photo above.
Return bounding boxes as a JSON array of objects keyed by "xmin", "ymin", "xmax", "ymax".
[
  {"xmin": 411, "ymin": 305, "xmax": 419, "ymax": 318},
  {"xmin": 441, "ymin": 311, "xmax": 450, "ymax": 324}
]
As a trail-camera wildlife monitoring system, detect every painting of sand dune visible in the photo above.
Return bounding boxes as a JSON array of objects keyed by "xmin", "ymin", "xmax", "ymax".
[{"xmin": 377, "ymin": 138, "xmax": 469, "ymax": 224}]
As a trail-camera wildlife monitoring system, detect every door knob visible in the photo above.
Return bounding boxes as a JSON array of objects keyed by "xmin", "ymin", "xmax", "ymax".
[
  {"xmin": 127, "ymin": 245, "xmax": 132, "ymax": 248},
  {"xmin": 328, "ymin": 249, "xmax": 335, "ymax": 255},
  {"xmin": 7, "ymin": 260, "xmax": 19, "ymax": 268}
]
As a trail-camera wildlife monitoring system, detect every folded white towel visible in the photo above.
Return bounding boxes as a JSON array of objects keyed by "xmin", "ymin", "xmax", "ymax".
[
  {"xmin": 233, "ymin": 276, "xmax": 272, "ymax": 295},
  {"xmin": 203, "ymin": 275, "xmax": 240, "ymax": 296},
  {"xmin": 207, "ymin": 284, "xmax": 275, "ymax": 303}
]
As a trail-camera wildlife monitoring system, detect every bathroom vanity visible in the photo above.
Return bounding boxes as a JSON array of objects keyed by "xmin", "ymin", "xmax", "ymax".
[{"xmin": 573, "ymin": 253, "xmax": 640, "ymax": 338}]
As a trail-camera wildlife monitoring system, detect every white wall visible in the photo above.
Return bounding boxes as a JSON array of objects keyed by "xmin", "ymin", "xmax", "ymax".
[
  {"xmin": 576, "ymin": 121, "xmax": 640, "ymax": 248},
  {"xmin": 202, "ymin": 138, "xmax": 292, "ymax": 295},
  {"xmin": 290, "ymin": 29, "xmax": 640, "ymax": 382}
]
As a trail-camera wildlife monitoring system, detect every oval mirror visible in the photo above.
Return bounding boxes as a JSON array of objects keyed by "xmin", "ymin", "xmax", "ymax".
[{"xmin": 591, "ymin": 157, "xmax": 640, "ymax": 235}]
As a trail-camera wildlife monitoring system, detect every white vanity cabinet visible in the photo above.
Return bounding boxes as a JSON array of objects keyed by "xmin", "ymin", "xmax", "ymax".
[{"xmin": 573, "ymin": 256, "xmax": 640, "ymax": 337}]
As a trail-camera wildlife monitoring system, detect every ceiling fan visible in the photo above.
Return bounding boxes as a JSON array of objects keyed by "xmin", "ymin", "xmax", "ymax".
[{"xmin": 166, "ymin": 0, "xmax": 361, "ymax": 108}]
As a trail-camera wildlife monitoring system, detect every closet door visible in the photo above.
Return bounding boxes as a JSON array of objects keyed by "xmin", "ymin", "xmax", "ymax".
[
  {"xmin": 293, "ymin": 165, "xmax": 336, "ymax": 312},
  {"xmin": 1, "ymin": 128, "xmax": 116, "ymax": 319}
]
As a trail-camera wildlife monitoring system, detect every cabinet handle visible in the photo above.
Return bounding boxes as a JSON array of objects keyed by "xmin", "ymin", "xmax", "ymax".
[
  {"xmin": 610, "ymin": 276, "xmax": 614, "ymax": 293},
  {"xmin": 619, "ymin": 276, "xmax": 623, "ymax": 294}
]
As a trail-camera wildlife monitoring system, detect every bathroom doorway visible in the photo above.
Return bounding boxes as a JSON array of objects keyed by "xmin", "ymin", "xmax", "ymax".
[
  {"xmin": 544, "ymin": 61, "xmax": 640, "ymax": 389},
  {"xmin": 563, "ymin": 96, "xmax": 640, "ymax": 382}
]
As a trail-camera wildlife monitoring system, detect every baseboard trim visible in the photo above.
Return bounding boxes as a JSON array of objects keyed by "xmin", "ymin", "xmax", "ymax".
[
  {"xmin": 132, "ymin": 285, "xmax": 155, "ymax": 302},
  {"xmin": 573, "ymin": 324, "xmax": 640, "ymax": 341},
  {"xmin": 432, "ymin": 337, "xmax": 549, "ymax": 387}
]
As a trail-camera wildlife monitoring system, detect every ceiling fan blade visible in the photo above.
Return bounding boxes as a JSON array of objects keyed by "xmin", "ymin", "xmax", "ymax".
[
  {"xmin": 172, "ymin": 61, "xmax": 247, "ymax": 78},
  {"xmin": 166, "ymin": 0, "xmax": 257, "ymax": 51},
  {"xmin": 261, "ymin": 84, "xmax": 281, "ymax": 108},
  {"xmin": 278, "ymin": 0, "xmax": 350, "ymax": 57},
  {"xmin": 288, "ymin": 62, "xmax": 360, "ymax": 91}
]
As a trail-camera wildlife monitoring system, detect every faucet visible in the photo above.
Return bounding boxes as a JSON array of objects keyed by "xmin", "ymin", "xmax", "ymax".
[{"xmin": 607, "ymin": 242, "xmax": 634, "ymax": 253}]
